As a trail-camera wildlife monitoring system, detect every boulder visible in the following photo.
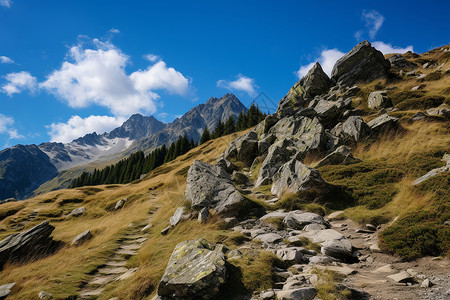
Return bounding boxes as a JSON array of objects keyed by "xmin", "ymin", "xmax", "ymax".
[
  {"xmin": 0, "ymin": 283, "xmax": 15, "ymax": 299},
  {"xmin": 224, "ymin": 131, "xmax": 259, "ymax": 166},
  {"xmin": 367, "ymin": 91, "xmax": 393, "ymax": 109},
  {"xmin": 299, "ymin": 62, "xmax": 332, "ymax": 99},
  {"xmin": 276, "ymin": 83, "xmax": 308, "ymax": 117},
  {"xmin": 257, "ymin": 134, "xmax": 276, "ymax": 156},
  {"xmin": 185, "ymin": 160, "xmax": 246, "ymax": 214},
  {"xmin": 389, "ymin": 54, "xmax": 417, "ymax": 70},
  {"xmin": 67, "ymin": 207, "xmax": 86, "ymax": 217},
  {"xmin": 269, "ymin": 117, "xmax": 325, "ymax": 149},
  {"xmin": 321, "ymin": 238, "xmax": 353, "ymax": 260},
  {"xmin": 331, "ymin": 40, "xmax": 391, "ymax": 87},
  {"xmin": 427, "ymin": 104, "xmax": 450, "ymax": 118},
  {"xmin": 276, "ymin": 248, "xmax": 304, "ymax": 263},
  {"xmin": 315, "ymin": 146, "xmax": 361, "ymax": 167},
  {"xmin": 283, "ymin": 211, "xmax": 329, "ymax": 230},
  {"xmin": 157, "ymin": 239, "xmax": 226, "ymax": 299},
  {"xmin": 71, "ymin": 229, "xmax": 93, "ymax": 246},
  {"xmin": 339, "ymin": 116, "xmax": 371, "ymax": 142},
  {"xmin": 314, "ymin": 99, "xmax": 341, "ymax": 123},
  {"xmin": 254, "ymin": 233, "xmax": 283, "ymax": 244},
  {"xmin": 198, "ymin": 207, "xmax": 209, "ymax": 223},
  {"xmin": 160, "ymin": 226, "xmax": 171, "ymax": 236},
  {"xmin": 114, "ymin": 198, "xmax": 126, "ymax": 210},
  {"xmin": 367, "ymin": 114, "xmax": 399, "ymax": 133},
  {"xmin": 271, "ymin": 159, "xmax": 328, "ymax": 197},
  {"xmin": 257, "ymin": 114, "xmax": 280, "ymax": 136},
  {"xmin": 170, "ymin": 207, "xmax": 188, "ymax": 227},
  {"xmin": 276, "ymin": 287, "xmax": 317, "ymax": 300},
  {"xmin": 216, "ymin": 157, "xmax": 237, "ymax": 174},
  {"xmin": 387, "ymin": 271, "xmax": 415, "ymax": 283},
  {"xmin": 0, "ymin": 221, "xmax": 55, "ymax": 269}
]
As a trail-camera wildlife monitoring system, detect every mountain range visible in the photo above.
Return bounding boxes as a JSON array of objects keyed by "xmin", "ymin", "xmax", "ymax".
[{"xmin": 0, "ymin": 93, "xmax": 247, "ymax": 200}]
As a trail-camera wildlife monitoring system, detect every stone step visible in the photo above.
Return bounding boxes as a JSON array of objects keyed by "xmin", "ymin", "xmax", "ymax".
[
  {"xmin": 98, "ymin": 267, "xmax": 129, "ymax": 275},
  {"xmin": 80, "ymin": 288, "xmax": 104, "ymax": 297},
  {"xmin": 116, "ymin": 249, "xmax": 137, "ymax": 256},
  {"xmin": 89, "ymin": 275, "xmax": 118, "ymax": 285},
  {"xmin": 122, "ymin": 234, "xmax": 145, "ymax": 240},
  {"xmin": 106, "ymin": 260, "xmax": 127, "ymax": 267},
  {"xmin": 120, "ymin": 243, "xmax": 142, "ymax": 251}
]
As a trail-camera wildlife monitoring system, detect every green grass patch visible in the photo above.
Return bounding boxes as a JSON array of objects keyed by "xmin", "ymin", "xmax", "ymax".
[
  {"xmin": 311, "ymin": 268, "xmax": 351, "ymax": 300},
  {"xmin": 396, "ymin": 95, "xmax": 445, "ymax": 110}
]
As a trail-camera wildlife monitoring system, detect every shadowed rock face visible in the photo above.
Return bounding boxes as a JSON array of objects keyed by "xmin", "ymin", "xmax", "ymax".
[
  {"xmin": 0, "ymin": 221, "xmax": 58, "ymax": 269},
  {"xmin": 331, "ymin": 40, "xmax": 391, "ymax": 88},
  {"xmin": 158, "ymin": 239, "xmax": 226, "ymax": 300}
]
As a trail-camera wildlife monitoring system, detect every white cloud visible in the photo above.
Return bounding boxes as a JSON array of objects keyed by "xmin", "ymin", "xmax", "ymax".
[
  {"xmin": 0, "ymin": 0, "xmax": 12, "ymax": 8},
  {"xmin": 145, "ymin": 54, "xmax": 160, "ymax": 62},
  {"xmin": 109, "ymin": 28, "xmax": 120, "ymax": 34},
  {"xmin": 217, "ymin": 74, "xmax": 258, "ymax": 97},
  {"xmin": 372, "ymin": 41, "xmax": 414, "ymax": 54},
  {"xmin": 297, "ymin": 49, "xmax": 345, "ymax": 78},
  {"xmin": 355, "ymin": 10, "xmax": 385, "ymax": 40},
  {"xmin": 47, "ymin": 115, "xmax": 126, "ymax": 143},
  {"xmin": 0, "ymin": 56, "xmax": 14, "ymax": 64},
  {"xmin": 1, "ymin": 71, "xmax": 37, "ymax": 96},
  {"xmin": 0, "ymin": 114, "xmax": 23, "ymax": 140},
  {"xmin": 40, "ymin": 38, "xmax": 190, "ymax": 117}
]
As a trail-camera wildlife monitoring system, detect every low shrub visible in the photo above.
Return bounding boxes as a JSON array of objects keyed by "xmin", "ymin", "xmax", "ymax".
[{"xmin": 396, "ymin": 95, "xmax": 445, "ymax": 110}]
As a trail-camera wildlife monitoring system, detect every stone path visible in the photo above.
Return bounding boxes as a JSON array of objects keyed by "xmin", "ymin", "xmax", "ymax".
[{"xmin": 78, "ymin": 222, "xmax": 153, "ymax": 299}]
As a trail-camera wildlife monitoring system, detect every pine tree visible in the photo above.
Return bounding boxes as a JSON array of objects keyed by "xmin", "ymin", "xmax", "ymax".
[
  {"xmin": 224, "ymin": 116, "xmax": 236, "ymax": 135},
  {"xmin": 200, "ymin": 126, "xmax": 211, "ymax": 144}
]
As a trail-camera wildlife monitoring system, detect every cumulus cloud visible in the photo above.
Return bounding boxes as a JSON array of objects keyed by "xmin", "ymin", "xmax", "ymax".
[
  {"xmin": 109, "ymin": 28, "xmax": 120, "ymax": 34},
  {"xmin": 0, "ymin": 56, "xmax": 14, "ymax": 64},
  {"xmin": 297, "ymin": 49, "xmax": 345, "ymax": 78},
  {"xmin": 47, "ymin": 115, "xmax": 126, "ymax": 143},
  {"xmin": 372, "ymin": 41, "xmax": 414, "ymax": 54},
  {"xmin": 217, "ymin": 74, "xmax": 258, "ymax": 97},
  {"xmin": 355, "ymin": 10, "xmax": 385, "ymax": 40},
  {"xmin": 0, "ymin": 0, "xmax": 12, "ymax": 8},
  {"xmin": 1, "ymin": 71, "xmax": 37, "ymax": 96},
  {"xmin": 145, "ymin": 54, "xmax": 160, "ymax": 62},
  {"xmin": 0, "ymin": 114, "xmax": 23, "ymax": 140},
  {"xmin": 40, "ymin": 38, "xmax": 190, "ymax": 117}
]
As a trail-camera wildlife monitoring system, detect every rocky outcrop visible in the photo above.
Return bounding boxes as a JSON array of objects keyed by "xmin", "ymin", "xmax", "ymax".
[
  {"xmin": 0, "ymin": 221, "xmax": 55, "ymax": 269},
  {"xmin": 315, "ymin": 146, "xmax": 361, "ymax": 167},
  {"xmin": 299, "ymin": 62, "xmax": 332, "ymax": 99},
  {"xmin": 157, "ymin": 239, "xmax": 226, "ymax": 299},
  {"xmin": 283, "ymin": 211, "xmax": 329, "ymax": 230},
  {"xmin": 185, "ymin": 160, "xmax": 246, "ymax": 214},
  {"xmin": 333, "ymin": 116, "xmax": 371, "ymax": 142},
  {"xmin": 271, "ymin": 159, "xmax": 328, "ymax": 197},
  {"xmin": 367, "ymin": 91, "xmax": 393, "ymax": 109},
  {"xmin": 389, "ymin": 54, "xmax": 417, "ymax": 70},
  {"xmin": 224, "ymin": 131, "xmax": 259, "ymax": 166},
  {"xmin": 331, "ymin": 41, "xmax": 391, "ymax": 88}
]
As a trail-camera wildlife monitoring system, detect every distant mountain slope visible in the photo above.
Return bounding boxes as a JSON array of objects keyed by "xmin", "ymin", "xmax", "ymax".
[
  {"xmin": 0, "ymin": 93, "xmax": 247, "ymax": 200},
  {"xmin": 0, "ymin": 145, "xmax": 58, "ymax": 200}
]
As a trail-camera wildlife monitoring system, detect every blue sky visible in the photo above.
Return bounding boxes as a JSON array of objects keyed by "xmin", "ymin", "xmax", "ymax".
[{"xmin": 0, "ymin": 0, "xmax": 449, "ymax": 148}]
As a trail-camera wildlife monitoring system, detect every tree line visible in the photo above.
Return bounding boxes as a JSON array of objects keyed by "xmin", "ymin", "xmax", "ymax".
[{"xmin": 70, "ymin": 103, "xmax": 266, "ymax": 188}]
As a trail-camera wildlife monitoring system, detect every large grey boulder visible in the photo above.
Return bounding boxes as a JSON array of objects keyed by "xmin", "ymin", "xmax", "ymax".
[
  {"xmin": 315, "ymin": 146, "xmax": 361, "ymax": 168},
  {"xmin": 276, "ymin": 83, "xmax": 308, "ymax": 117},
  {"xmin": 331, "ymin": 41, "xmax": 391, "ymax": 87},
  {"xmin": 283, "ymin": 211, "xmax": 329, "ymax": 230},
  {"xmin": 185, "ymin": 160, "xmax": 245, "ymax": 214},
  {"xmin": 314, "ymin": 99, "xmax": 340, "ymax": 122},
  {"xmin": 271, "ymin": 159, "xmax": 328, "ymax": 197},
  {"xmin": 367, "ymin": 91, "xmax": 393, "ymax": 109},
  {"xmin": 276, "ymin": 248, "xmax": 304, "ymax": 263},
  {"xmin": 299, "ymin": 228, "xmax": 353, "ymax": 260},
  {"xmin": 339, "ymin": 116, "xmax": 371, "ymax": 142},
  {"xmin": 224, "ymin": 131, "xmax": 259, "ymax": 166},
  {"xmin": 367, "ymin": 114, "xmax": 399, "ymax": 133},
  {"xmin": 389, "ymin": 54, "xmax": 417, "ymax": 70},
  {"xmin": 299, "ymin": 62, "xmax": 332, "ymax": 99},
  {"xmin": 157, "ymin": 239, "xmax": 226, "ymax": 299},
  {"xmin": 276, "ymin": 287, "xmax": 317, "ymax": 300},
  {"xmin": 0, "ymin": 221, "xmax": 55, "ymax": 269},
  {"xmin": 269, "ymin": 116, "xmax": 325, "ymax": 148}
]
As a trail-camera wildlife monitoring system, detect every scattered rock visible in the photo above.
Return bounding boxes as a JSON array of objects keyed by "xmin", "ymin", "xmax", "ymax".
[
  {"xmin": 67, "ymin": 207, "xmax": 86, "ymax": 217},
  {"xmin": 331, "ymin": 40, "xmax": 390, "ymax": 87},
  {"xmin": 0, "ymin": 283, "xmax": 15, "ymax": 299},
  {"xmin": 72, "ymin": 229, "xmax": 93, "ymax": 246},
  {"xmin": 365, "ymin": 224, "xmax": 376, "ymax": 231},
  {"xmin": 160, "ymin": 226, "xmax": 170, "ymax": 236},
  {"xmin": 227, "ymin": 249, "xmax": 243, "ymax": 260},
  {"xmin": 373, "ymin": 264, "xmax": 396, "ymax": 274},
  {"xmin": 315, "ymin": 146, "xmax": 361, "ymax": 167},
  {"xmin": 185, "ymin": 160, "xmax": 247, "ymax": 214},
  {"xmin": 0, "ymin": 221, "xmax": 55, "ymax": 269},
  {"xmin": 157, "ymin": 239, "xmax": 226, "ymax": 299},
  {"xmin": 387, "ymin": 271, "xmax": 416, "ymax": 284},
  {"xmin": 284, "ymin": 211, "xmax": 329, "ymax": 230},
  {"xmin": 340, "ymin": 116, "xmax": 371, "ymax": 142},
  {"xmin": 389, "ymin": 54, "xmax": 417, "ymax": 70},
  {"xmin": 368, "ymin": 91, "xmax": 393, "ymax": 109},
  {"xmin": 271, "ymin": 159, "xmax": 328, "ymax": 197},
  {"xmin": 421, "ymin": 278, "xmax": 433, "ymax": 288},
  {"xmin": 141, "ymin": 224, "xmax": 153, "ymax": 233},
  {"xmin": 198, "ymin": 207, "xmax": 209, "ymax": 223},
  {"xmin": 254, "ymin": 233, "xmax": 283, "ymax": 244},
  {"xmin": 276, "ymin": 287, "xmax": 317, "ymax": 300},
  {"xmin": 427, "ymin": 104, "xmax": 450, "ymax": 118},
  {"xmin": 276, "ymin": 248, "xmax": 304, "ymax": 263},
  {"xmin": 114, "ymin": 199, "xmax": 126, "ymax": 210},
  {"xmin": 38, "ymin": 291, "xmax": 53, "ymax": 299},
  {"xmin": 412, "ymin": 112, "xmax": 428, "ymax": 121},
  {"xmin": 321, "ymin": 238, "xmax": 353, "ymax": 261},
  {"xmin": 169, "ymin": 207, "xmax": 187, "ymax": 227},
  {"xmin": 367, "ymin": 114, "xmax": 399, "ymax": 133},
  {"xmin": 411, "ymin": 84, "xmax": 426, "ymax": 91}
]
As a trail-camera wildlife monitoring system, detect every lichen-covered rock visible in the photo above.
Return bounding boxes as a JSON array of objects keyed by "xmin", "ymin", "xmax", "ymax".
[
  {"xmin": 340, "ymin": 116, "xmax": 371, "ymax": 142},
  {"xmin": 224, "ymin": 131, "xmax": 259, "ymax": 166},
  {"xmin": 331, "ymin": 40, "xmax": 391, "ymax": 88},
  {"xmin": 389, "ymin": 54, "xmax": 417, "ymax": 70},
  {"xmin": 283, "ymin": 211, "xmax": 329, "ymax": 230},
  {"xmin": 368, "ymin": 91, "xmax": 393, "ymax": 109},
  {"xmin": 271, "ymin": 159, "xmax": 328, "ymax": 197},
  {"xmin": 216, "ymin": 157, "xmax": 237, "ymax": 174},
  {"xmin": 269, "ymin": 116, "xmax": 325, "ymax": 148},
  {"xmin": 0, "ymin": 221, "xmax": 55, "ymax": 269},
  {"xmin": 185, "ymin": 160, "xmax": 246, "ymax": 214},
  {"xmin": 315, "ymin": 146, "xmax": 361, "ymax": 167},
  {"xmin": 157, "ymin": 239, "xmax": 226, "ymax": 300},
  {"xmin": 367, "ymin": 114, "xmax": 399, "ymax": 133}
]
